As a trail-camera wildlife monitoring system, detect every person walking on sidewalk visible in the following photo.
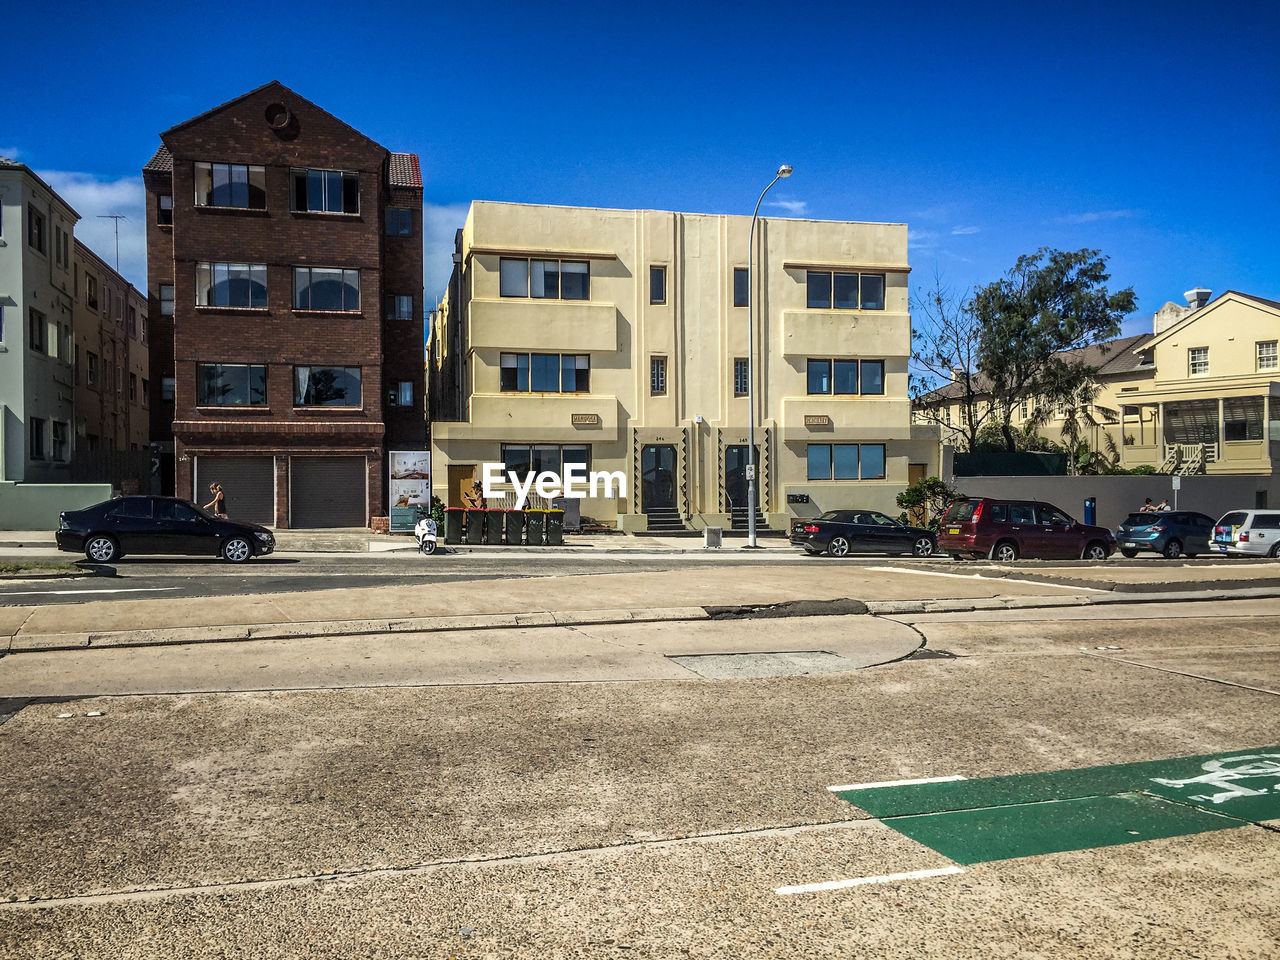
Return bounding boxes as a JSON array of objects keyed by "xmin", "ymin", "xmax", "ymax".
[{"xmin": 204, "ymin": 482, "xmax": 228, "ymax": 518}]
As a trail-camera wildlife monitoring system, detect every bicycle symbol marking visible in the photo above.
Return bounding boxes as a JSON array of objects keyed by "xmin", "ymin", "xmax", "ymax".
[{"xmin": 1150, "ymin": 754, "xmax": 1280, "ymax": 805}]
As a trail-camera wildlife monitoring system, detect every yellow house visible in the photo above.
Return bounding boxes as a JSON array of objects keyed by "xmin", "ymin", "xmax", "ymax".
[
  {"xmin": 914, "ymin": 332, "xmax": 1156, "ymax": 456},
  {"xmin": 1120, "ymin": 290, "xmax": 1280, "ymax": 475},
  {"xmin": 429, "ymin": 201, "xmax": 940, "ymax": 531}
]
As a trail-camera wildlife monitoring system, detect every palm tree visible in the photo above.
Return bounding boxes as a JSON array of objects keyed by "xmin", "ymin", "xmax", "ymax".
[{"xmin": 1056, "ymin": 380, "xmax": 1119, "ymax": 475}]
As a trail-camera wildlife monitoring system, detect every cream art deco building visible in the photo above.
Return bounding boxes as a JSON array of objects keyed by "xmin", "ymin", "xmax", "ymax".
[{"xmin": 430, "ymin": 201, "xmax": 939, "ymax": 530}]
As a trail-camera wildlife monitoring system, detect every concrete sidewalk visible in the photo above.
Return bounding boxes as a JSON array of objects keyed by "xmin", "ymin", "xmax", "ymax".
[{"xmin": 6, "ymin": 560, "xmax": 1280, "ymax": 655}]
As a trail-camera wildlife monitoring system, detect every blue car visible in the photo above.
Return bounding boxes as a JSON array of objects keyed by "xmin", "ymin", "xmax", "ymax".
[{"xmin": 1114, "ymin": 510, "xmax": 1215, "ymax": 559}]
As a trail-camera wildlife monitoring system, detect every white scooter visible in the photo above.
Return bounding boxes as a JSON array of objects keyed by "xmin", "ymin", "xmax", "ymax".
[{"xmin": 414, "ymin": 515, "xmax": 439, "ymax": 555}]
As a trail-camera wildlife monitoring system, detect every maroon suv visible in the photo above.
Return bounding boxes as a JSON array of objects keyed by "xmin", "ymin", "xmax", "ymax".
[{"xmin": 936, "ymin": 497, "xmax": 1116, "ymax": 561}]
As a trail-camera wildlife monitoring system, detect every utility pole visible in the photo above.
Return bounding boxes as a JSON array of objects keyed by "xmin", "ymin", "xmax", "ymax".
[{"xmin": 97, "ymin": 214, "xmax": 128, "ymax": 271}]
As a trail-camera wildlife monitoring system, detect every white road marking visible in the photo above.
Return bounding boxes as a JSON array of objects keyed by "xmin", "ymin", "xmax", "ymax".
[
  {"xmin": 0, "ymin": 587, "xmax": 180, "ymax": 597},
  {"xmin": 828, "ymin": 775, "xmax": 967, "ymax": 792},
  {"xmin": 776, "ymin": 866, "xmax": 965, "ymax": 895},
  {"xmin": 876, "ymin": 566, "xmax": 1106, "ymax": 591}
]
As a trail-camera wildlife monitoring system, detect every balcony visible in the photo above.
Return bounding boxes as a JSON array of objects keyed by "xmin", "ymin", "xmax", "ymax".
[
  {"xmin": 777, "ymin": 396, "xmax": 913, "ymax": 442},
  {"xmin": 780, "ymin": 310, "xmax": 909, "ymax": 358},
  {"xmin": 435, "ymin": 393, "xmax": 621, "ymax": 444},
  {"xmin": 469, "ymin": 298, "xmax": 619, "ymax": 353}
]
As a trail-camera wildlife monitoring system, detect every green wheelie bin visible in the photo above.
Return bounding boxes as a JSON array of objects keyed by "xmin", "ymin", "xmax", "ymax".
[
  {"xmin": 546, "ymin": 509, "xmax": 564, "ymax": 545},
  {"xmin": 465, "ymin": 508, "xmax": 485, "ymax": 544},
  {"xmin": 504, "ymin": 509, "xmax": 525, "ymax": 545},
  {"xmin": 485, "ymin": 508, "xmax": 504, "ymax": 544},
  {"xmin": 444, "ymin": 507, "xmax": 463, "ymax": 545},
  {"xmin": 525, "ymin": 509, "xmax": 546, "ymax": 546}
]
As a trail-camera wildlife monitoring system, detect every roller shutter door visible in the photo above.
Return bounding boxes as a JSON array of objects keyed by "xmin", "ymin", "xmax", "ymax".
[
  {"xmin": 194, "ymin": 456, "xmax": 275, "ymax": 526},
  {"xmin": 290, "ymin": 456, "xmax": 367, "ymax": 528}
]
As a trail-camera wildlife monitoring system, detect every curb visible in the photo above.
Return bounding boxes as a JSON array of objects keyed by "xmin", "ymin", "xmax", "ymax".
[{"xmin": 5, "ymin": 587, "xmax": 1280, "ymax": 655}]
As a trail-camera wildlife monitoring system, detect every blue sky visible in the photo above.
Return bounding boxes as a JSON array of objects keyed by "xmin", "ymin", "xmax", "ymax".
[{"xmin": 4, "ymin": 0, "xmax": 1276, "ymax": 337}]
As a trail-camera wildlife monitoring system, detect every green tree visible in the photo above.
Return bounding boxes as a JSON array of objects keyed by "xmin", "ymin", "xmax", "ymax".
[
  {"xmin": 896, "ymin": 476, "xmax": 966, "ymax": 530},
  {"xmin": 909, "ymin": 271, "xmax": 990, "ymax": 454},
  {"xmin": 973, "ymin": 248, "xmax": 1136, "ymax": 452}
]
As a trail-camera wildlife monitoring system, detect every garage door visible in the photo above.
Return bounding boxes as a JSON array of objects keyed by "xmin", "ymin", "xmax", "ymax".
[
  {"xmin": 194, "ymin": 456, "xmax": 275, "ymax": 526},
  {"xmin": 290, "ymin": 456, "xmax": 367, "ymax": 528}
]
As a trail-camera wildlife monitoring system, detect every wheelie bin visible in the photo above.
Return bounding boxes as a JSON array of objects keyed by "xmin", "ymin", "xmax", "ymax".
[
  {"xmin": 466, "ymin": 508, "xmax": 485, "ymax": 544},
  {"xmin": 485, "ymin": 508, "xmax": 504, "ymax": 544},
  {"xmin": 546, "ymin": 508, "xmax": 564, "ymax": 546},
  {"xmin": 444, "ymin": 507, "xmax": 463, "ymax": 545},
  {"xmin": 525, "ymin": 509, "xmax": 546, "ymax": 546},
  {"xmin": 504, "ymin": 509, "xmax": 524, "ymax": 545}
]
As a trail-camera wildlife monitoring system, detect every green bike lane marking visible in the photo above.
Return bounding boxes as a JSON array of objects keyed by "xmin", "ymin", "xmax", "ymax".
[{"xmin": 831, "ymin": 747, "xmax": 1280, "ymax": 865}]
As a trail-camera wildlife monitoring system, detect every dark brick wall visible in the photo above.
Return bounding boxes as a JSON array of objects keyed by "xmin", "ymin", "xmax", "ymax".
[{"xmin": 146, "ymin": 82, "xmax": 423, "ymax": 525}]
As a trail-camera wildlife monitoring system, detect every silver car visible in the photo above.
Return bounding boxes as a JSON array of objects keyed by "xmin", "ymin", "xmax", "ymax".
[{"xmin": 1212, "ymin": 510, "xmax": 1280, "ymax": 557}]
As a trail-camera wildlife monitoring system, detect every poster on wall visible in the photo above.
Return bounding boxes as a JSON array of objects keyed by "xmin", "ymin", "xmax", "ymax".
[{"xmin": 389, "ymin": 451, "xmax": 431, "ymax": 533}]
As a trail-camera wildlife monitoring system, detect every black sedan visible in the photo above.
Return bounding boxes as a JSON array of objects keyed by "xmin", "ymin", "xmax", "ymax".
[
  {"xmin": 56, "ymin": 496, "xmax": 275, "ymax": 563},
  {"xmin": 790, "ymin": 510, "xmax": 936, "ymax": 557}
]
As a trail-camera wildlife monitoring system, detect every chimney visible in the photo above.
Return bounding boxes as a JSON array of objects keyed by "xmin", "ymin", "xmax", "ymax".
[
  {"xmin": 951, "ymin": 366, "xmax": 966, "ymax": 383},
  {"xmin": 1184, "ymin": 287, "xmax": 1212, "ymax": 311}
]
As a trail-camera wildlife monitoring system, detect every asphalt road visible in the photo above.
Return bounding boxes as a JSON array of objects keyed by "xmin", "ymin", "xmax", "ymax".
[
  {"xmin": 2, "ymin": 592, "xmax": 1279, "ymax": 958},
  {"xmin": 0, "ymin": 550, "xmax": 917, "ymax": 606}
]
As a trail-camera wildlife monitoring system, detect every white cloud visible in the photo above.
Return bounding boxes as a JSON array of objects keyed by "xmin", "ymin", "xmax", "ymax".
[
  {"xmin": 950, "ymin": 225, "xmax": 980, "ymax": 235},
  {"xmin": 909, "ymin": 228, "xmax": 941, "ymax": 251},
  {"xmin": 766, "ymin": 198, "xmax": 808, "ymax": 215},
  {"xmin": 422, "ymin": 203, "xmax": 470, "ymax": 305},
  {"xmin": 1054, "ymin": 209, "xmax": 1141, "ymax": 225},
  {"xmin": 36, "ymin": 169, "xmax": 146, "ymax": 289}
]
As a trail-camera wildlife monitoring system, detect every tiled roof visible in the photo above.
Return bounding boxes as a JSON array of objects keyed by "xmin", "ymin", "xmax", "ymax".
[
  {"xmin": 918, "ymin": 332, "xmax": 1154, "ymax": 404},
  {"xmin": 0, "ymin": 157, "xmax": 22, "ymax": 168},
  {"xmin": 1231, "ymin": 291, "xmax": 1280, "ymax": 311},
  {"xmin": 144, "ymin": 145, "xmax": 173, "ymax": 172},
  {"xmin": 389, "ymin": 153, "xmax": 421, "ymax": 188}
]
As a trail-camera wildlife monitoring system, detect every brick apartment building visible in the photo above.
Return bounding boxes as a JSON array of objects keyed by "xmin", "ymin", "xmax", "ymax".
[{"xmin": 143, "ymin": 81, "xmax": 424, "ymax": 527}]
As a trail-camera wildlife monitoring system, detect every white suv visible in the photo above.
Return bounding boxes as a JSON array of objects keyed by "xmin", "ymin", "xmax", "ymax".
[{"xmin": 1212, "ymin": 510, "xmax": 1280, "ymax": 557}]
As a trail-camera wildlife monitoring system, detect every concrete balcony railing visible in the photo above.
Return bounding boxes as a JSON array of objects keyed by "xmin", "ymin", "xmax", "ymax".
[
  {"xmin": 469, "ymin": 298, "xmax": 619, "ymax": 353},
  {"xmin": 780, "ymin": 310, "xmax": 909, "ymax": 358}
]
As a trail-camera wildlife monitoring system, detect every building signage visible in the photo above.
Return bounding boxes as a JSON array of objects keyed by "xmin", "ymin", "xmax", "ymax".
[
  {"xmin": 389, "ymin": 451, "xmax": 431, "ymax": 533},
  {"xmin": 804, "ymin": 415, "xmax": 831, "ymax": 426},
  {"xmin": 571, "ymin": 413, "xmax": 600, "ymax": 425}
]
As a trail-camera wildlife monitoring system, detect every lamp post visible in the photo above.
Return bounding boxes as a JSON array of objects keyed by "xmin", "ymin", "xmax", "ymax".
[{"xmin": 745, "ymin": 164, "xmax": 792, "ymax": 549}]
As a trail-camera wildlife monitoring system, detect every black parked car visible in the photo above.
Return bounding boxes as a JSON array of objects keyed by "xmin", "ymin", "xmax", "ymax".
[
  {"xmin": 790, "ymin": 510, "xmax": 936, "ymax": 557},
  {"xmin": 56, "ymin": 496, "xmax": 275, "ymax": 563}
]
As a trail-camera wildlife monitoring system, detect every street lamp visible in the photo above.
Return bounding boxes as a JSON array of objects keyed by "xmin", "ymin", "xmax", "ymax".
[{"xmin": 745, "ymin": 164, "xmax": 792, "ymax": 549}]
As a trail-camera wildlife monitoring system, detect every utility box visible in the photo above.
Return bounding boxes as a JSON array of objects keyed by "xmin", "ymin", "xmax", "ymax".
[{"xmin": 704, "ymin": 526, "xmax": 723, "ymax": 549}]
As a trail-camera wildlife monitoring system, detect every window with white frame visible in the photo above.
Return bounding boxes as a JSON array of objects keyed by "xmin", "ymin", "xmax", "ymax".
[
  {"xmin": 1188, "ymin": 347, "xmax": 1209, "ymax": 376},
  {"xmin": 650, "ymin": 356, "xmax": 667, "ymax": 395},
  {"xmin": 385, "ymin": 208, "xmax": 413, "ymax": 236},
  {"xmin": 52, "ymin": 421, "xmax": 69, "ymax": 461},
  {"xmin": 291, "ymin": 168, "xmax": 359, "ymax": 213},
  {"xmin": 384, "ymin": 295, "xmax": 414, "ymax": 320},
  {"xmin": 28, "ymin": 308, "xmax": 45, "ymax": 352},
  {"xmin": 294, "ymin": 267, "xmax": 360, "ymax": 311},
  {"xmin": 806, "ymin": 443, "xmax": 886, "ymax": 480},
  {"xmin": 805, "ymin": 271, "xmax": 886, "ymax": 310},
  {"xmin": 501, "ymin": 444, "xmax": 591, "ymax": 476},
  {"xmin": 1257, "ymin": 340, "xmax": 1278, "ymax": 372},
  {"xmin": 158, "ymin": 195, "xmax": 173, "ymax": 225},
  {"xmin": 195, "ymin": 162, "xmax": 267, "ymax": 209},
  {"xmin": 30, "ymin": 418, "xmax": 45, "ymax": 460},
  {"xmin": 650, "ymin": 265, "xmax": 666, "ymax": 305},
  {"xmin": 499, "ymin": 258, "xmax": 589, "ymax": 300},
  {"xmin": 27, "ymin": 206, "xmax": 46, "ymax": 253},
  {"xmin": 86, "ymin": 273, "xmax": 98, "ymax": 309},
  {"xmin": 294, "ymin": 366, "xmax": 362, "ymax": 406},
  {"xmin": 198, "ymin": 364, "xmax": 268, "ymax": 406},
  {"xmin": 733, "ymin": 268, "xmax": 748, "ymax": 307},
  {"xmin": 196, "ymin": 262, "xmax": 268, "ymax": 308},
  {"xmin": 500, "ymin": 353, "xmax": 589, "ymax": 392},
  {"xmin": 87, "ymin": 352, "xmax": 99, "ymax": 386},
  {"xmin": 388, "ymin": 381, "xmax": 414, "ymax": 406}
]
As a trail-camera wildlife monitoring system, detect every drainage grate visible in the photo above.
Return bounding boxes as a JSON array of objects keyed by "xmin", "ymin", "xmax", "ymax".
[{"xmin": 668, "ymin": 650, "xmax": 853, "ymax": 679}]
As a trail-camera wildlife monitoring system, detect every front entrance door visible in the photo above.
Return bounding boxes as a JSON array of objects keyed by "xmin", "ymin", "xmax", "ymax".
[
  {"xmin": 641, "ymin": 445, "xmax": 676, "ymax": 512},
  {"xmin": 725, "ymin": 445, "xmax": 760, "ymax": 512},
  {"xmin": 908, "ymin": 462, "xmax": 928, "ymax": 525}
]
